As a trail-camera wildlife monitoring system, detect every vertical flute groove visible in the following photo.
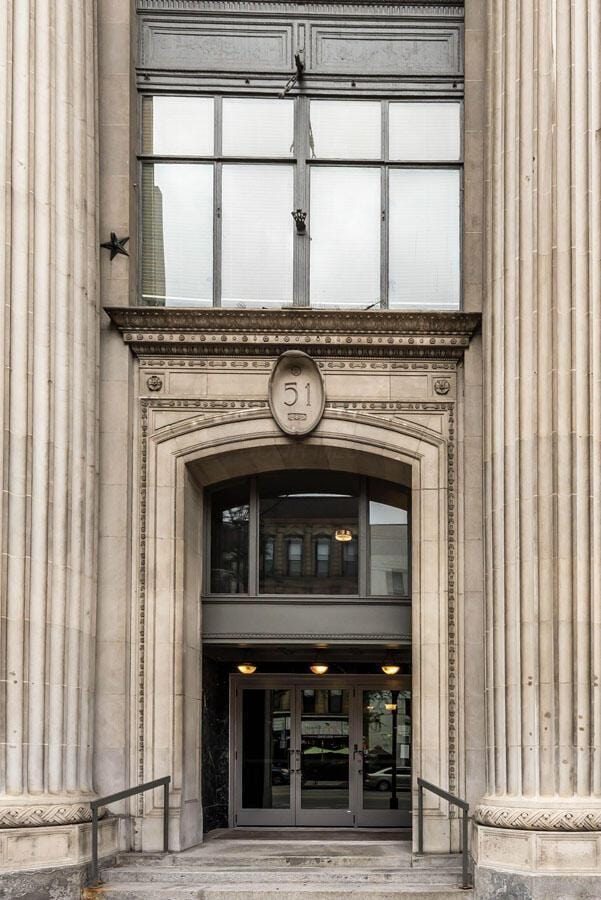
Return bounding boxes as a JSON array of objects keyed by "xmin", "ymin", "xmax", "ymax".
[
  {"xmin": 28, "ymin": 0, "xmax": 52, "ymax": 796},
  {"xmin": 6, "ymin": 0, "xmax": 32, "ymax": 796}
]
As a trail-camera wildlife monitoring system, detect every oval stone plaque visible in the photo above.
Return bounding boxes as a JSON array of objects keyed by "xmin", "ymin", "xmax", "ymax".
[{"xmin": 268, "ymin": 351, "xmax": 325, "ymax": 437}]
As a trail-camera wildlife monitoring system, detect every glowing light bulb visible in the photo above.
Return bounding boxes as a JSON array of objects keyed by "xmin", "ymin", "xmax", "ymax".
[{"xmin": 237, "ymin": 663, "xmax": 257, "ymax": 675}]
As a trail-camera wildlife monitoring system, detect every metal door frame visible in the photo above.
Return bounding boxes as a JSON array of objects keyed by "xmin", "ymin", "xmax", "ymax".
[
  {"xmin": 230, "ymin": 674, "xmax": 410, "ymax": 828},
  {"xmin": 354, "ymin": 680, "xmax": 412, "ymax": 827}
]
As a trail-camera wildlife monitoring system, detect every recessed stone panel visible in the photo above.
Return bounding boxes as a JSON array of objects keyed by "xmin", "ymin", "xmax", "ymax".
[
  {"xmin": 141, "ymin": 22, "xmax": 292, "ymax": 70},
  {"xmin": 310, "ymin": 25, "xmax": 462, "ymax": 75}
]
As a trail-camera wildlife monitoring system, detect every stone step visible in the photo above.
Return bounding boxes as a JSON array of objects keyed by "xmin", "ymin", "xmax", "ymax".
[
  {"xmin": 113, "ymin": 855, "xmax": 417, "ymax": 870},
  {"xmin": 100, "ymin": 866, "xmax": 463, "ymax": 885},
  {"xmin": 84, "ymin": 883, "xmax": 473, "ymax": 900},
  {"xmin": 112, "ymin": 847, "xmax": 416, "ymax": 870},
  {"xmin": 412, "ymin": 854, "xmax": 466, "ymax": 870}
]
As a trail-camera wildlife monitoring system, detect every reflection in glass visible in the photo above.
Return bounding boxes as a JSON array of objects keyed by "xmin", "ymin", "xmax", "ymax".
[
  {"xmin": 141, "ymin": 164, "xmax": 213, "ymax": 306},
  {"xmin": 210, "ymin": 481, "xmax": 249, "ymax": 593},
  {"xmin": 309, "ymin": 100, "xmax": 381, "ymax": 159},
  {"xmin": 143, "ymin": 96, "xmax": 214, "ymax": 156},
  {"xmin": 369, "ymin": 480, "xmax": 409, "ymax": 596},
  {"xmin": 362, "ymin": 689, "xmax": 411, "ymax": 811},
  {"xmin": 315, "ymin": 538, "xmax": 331, "ymax": 577},
  {"xmin": 389, "ymin": 102, "xmax": 461, "ymax": 161},
  {"xmin": 222, "ymin": 164, "xmax": 294, "ymax": 307},
  {"xmin": 310, "ymin": 167, "xmax": 381, "ymax": 307},
  {"xmin": 301, "ymin": 689, "xmax": 350, "ymax": 809},
  {"xmin": 389, "ymin": 169, "xmax": 460, "ymax": 309},
  {"xmin": 222, "ymin": 98, "xmax": 294, "ymax": 157},
  {"xmin": 259, "ymin": 471, "xmax": 360, "ymax": 594},
  {"xmin": 242, "ymin": 689, "xmax": 291, "ymax": 809}
]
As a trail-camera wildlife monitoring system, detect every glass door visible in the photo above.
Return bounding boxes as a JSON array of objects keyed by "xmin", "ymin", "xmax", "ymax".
[
  {"xmin": 235, "ymin": 685, "xmax": 295, "ymax": 826},
  {"xmin": 355, "ymin": 683, "xmax": 412, "ymax": 827},
  {"xmin": 295, "ymin": 686, "xmax": 354, "ymax": 826},
  {"xmin": 233, "ymin": 677, "xmax": 411, "ymax": 828}
]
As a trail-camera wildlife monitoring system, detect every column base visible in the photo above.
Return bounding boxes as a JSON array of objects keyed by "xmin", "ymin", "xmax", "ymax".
[
  {"xmin": 473, "ymin": 822, "xmax": 601, "ymax": 899},
  {"xmin": 0, "ymin": 817, "xmax": 129, "ymax": 898},
  {"xmin": 0, "ymin": 794, "xmax": 99, "ymax": 828}
]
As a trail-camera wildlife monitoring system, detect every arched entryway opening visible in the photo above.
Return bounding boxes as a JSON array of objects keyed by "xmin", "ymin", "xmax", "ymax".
[
  {"xmin": 203, "ymin": 466, "xmax": 411, "ymax": 829},
  {"xmin": 138, "ymin": 412, "xmax": 451, "ymax": 852}
]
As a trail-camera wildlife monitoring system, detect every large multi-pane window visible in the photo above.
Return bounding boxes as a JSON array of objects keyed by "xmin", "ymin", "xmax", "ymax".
[
  {"xmin": 207, "ymin": 471, "xmax": 410, "ymax": 597},
  {"xmin": 141, "ymin": 96, "xmax": 461, "ymax": 309}
]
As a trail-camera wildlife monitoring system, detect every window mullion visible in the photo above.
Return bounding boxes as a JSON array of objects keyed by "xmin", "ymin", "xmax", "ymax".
[
  {"xmin": 359, "ymin": 477, "xmax": 369, "ymax": 598},
  {"xmin": 213, "ymin": 97, "xmax": 223, "ymax": 307},
  {"xmin": 294, "ymin": 96, "xmax": 310, "ymax": 306},
  {"xmin": 249, "ymin": 477, "xmax": 259, "ymax": 596},
  {"xmin": 380, "ymin": 101, "xmax": 390, "ymax": 310}
]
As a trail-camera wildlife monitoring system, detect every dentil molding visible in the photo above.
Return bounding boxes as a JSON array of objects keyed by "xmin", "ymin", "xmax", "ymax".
[
  {"xmin": 137, "ymin": 1, "xmax": 464, "ymax": 18},
  {"xmin": 105, "ymin": 308, "xmax": 480, "ymax": 360}
]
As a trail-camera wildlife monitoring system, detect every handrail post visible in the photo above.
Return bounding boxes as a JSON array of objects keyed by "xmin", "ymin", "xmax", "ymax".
[
  {"xmin": 417, "ymin": 779, "xmax": 424, "ymax": 854},
  {"xmin": 462, "ymin": 806, "xmax": 469, "ymax": 889},
  {"xmin": 91, "ymin": 805, "xmax": 99, "ymax": 886},
  {"xmin": 163, "ymin": 778, "xmax": 169, "ymax": 852}
]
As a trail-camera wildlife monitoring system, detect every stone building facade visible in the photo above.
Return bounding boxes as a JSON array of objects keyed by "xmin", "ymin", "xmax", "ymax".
[{"xmin": 0, "ymin": 1, "xmax": 599, "ymax": 898}]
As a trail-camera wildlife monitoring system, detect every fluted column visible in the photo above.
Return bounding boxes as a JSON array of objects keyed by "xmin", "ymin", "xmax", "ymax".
[
  {"xmin": 479, "ymin": 0, "xmax": 601, "ymax": 830},
  {"xmin": 0, "ymin": 0, "xmax": 99, "ymax": 828}
]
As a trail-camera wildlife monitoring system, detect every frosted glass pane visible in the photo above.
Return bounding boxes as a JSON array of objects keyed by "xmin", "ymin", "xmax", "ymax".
[
  {"xmin": 146, "ymin": 97, "xmax": 214, "ymax": 156},
  {"xmin": 141, "ymin": 164, "xmax": 213, "ymax": 307},
  {"xmin": 222, "ymin": 98, "xmax": 294, "ymax": 157},
  {"xmin": 222, "ymin": 165, "xmax": 294, "ymax": 307},
  {"xmin": 389, "ymin": 169, "xmax": 460, "ymax": 309},
  {"xmin": 389, "ymin": 102, "xmax": 461, "ymax": 161},
  {"xmin": 309, "ymin": 101, "xmax": 381, "ymax": 159},
  {"xmin": 310, "ymin": 167, "xmax": 381, "ymax": 308}
]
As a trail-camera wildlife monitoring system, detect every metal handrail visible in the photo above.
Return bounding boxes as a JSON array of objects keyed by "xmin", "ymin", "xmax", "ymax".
[
  {"xmin": 89, "ymin": 775, "xmax": 171, "ymax": 886},
  {"xmin": 417, "ymin": 777, "xmax": 471, "ymax": 890}
]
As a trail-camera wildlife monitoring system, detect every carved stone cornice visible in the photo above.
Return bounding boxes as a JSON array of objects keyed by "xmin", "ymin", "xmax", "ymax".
[
  {"xmin": 137, "ymin": 1, "xmax": 464, "ymax": 19},
  {"xmin": 104, "ymin": 307, "xmax": 480, "ymax": 360}
]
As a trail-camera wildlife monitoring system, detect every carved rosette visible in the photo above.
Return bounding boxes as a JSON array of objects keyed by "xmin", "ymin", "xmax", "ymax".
[
  {"xmin": 0, "ymin": 802, "xmax": 96, "ymax": 828},
  {"xmin": 475, "ymin": 803, "xmax": 601, "ymax": 833}
]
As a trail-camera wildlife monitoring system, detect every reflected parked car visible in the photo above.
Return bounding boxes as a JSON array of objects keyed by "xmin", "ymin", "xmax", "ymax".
[
  {"xmin": 365, "ymin": 766, "xmax": 411, "ymax": 791},
  {"xmin": 271, "ymin": 765, "xmax": 290, "ymax": 785}
]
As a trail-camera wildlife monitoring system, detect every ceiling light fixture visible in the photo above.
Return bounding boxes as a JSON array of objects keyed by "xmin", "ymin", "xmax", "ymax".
[
  {"xmin": 237, "ymin": 663, "xmax": 257, "ymax": 675},
  {"xmin": 310, "ymin": 663, "xmax": 329, "ymax": 675},
  {"xmin": 334, "ymin": 529, "xmax": 353, "ymax": 542},
  {"xmin": 381, "ymin": 651, "xmax": 401, "ymax": 676}
]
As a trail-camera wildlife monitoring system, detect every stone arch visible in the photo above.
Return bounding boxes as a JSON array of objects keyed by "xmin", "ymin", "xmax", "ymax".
[{"xmin": 136, "ymin": 410, "xmax": 453, "ymax": 853}]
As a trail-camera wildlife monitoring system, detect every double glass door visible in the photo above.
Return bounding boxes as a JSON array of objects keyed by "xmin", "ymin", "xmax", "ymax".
[{"xmin": 233, "ymin": 676, "xmax": 411, "ymax": 827}]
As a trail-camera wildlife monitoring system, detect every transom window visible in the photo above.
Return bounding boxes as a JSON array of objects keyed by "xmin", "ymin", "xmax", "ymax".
[
  {"xmin": 207, "ymin": 471, "xmax": 410, "ymax": 598},
  {"xmin": 140, "ymin": 96, "xmax": 461, "ymax": 310}
]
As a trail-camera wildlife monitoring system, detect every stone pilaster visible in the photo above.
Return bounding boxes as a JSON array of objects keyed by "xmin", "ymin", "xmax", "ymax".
[
  {"xmin": 0, "ymin": 0, "xmax": 99, "ymax": 827},
  {"xmin": 479, "ymin": 0, "xmax": 601, "ymax": 832}
]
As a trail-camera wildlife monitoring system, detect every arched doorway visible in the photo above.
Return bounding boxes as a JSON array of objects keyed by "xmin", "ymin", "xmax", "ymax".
[
  {"xmin": 137, "ymin": 412, "xmax": 452, "ymax": 851},
  {"xmin": 203, "ymin": 468, "xmax": 411, "ymax": 828}
]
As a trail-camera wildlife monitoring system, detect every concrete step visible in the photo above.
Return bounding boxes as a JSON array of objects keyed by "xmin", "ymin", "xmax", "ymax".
[
  {"xmin": 99, "ymin": 866, "xmax": 463, "ymax": 885},
  {"xmin": 84, "ymin": 884, "xmax": 472, "ymax": 900}
]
